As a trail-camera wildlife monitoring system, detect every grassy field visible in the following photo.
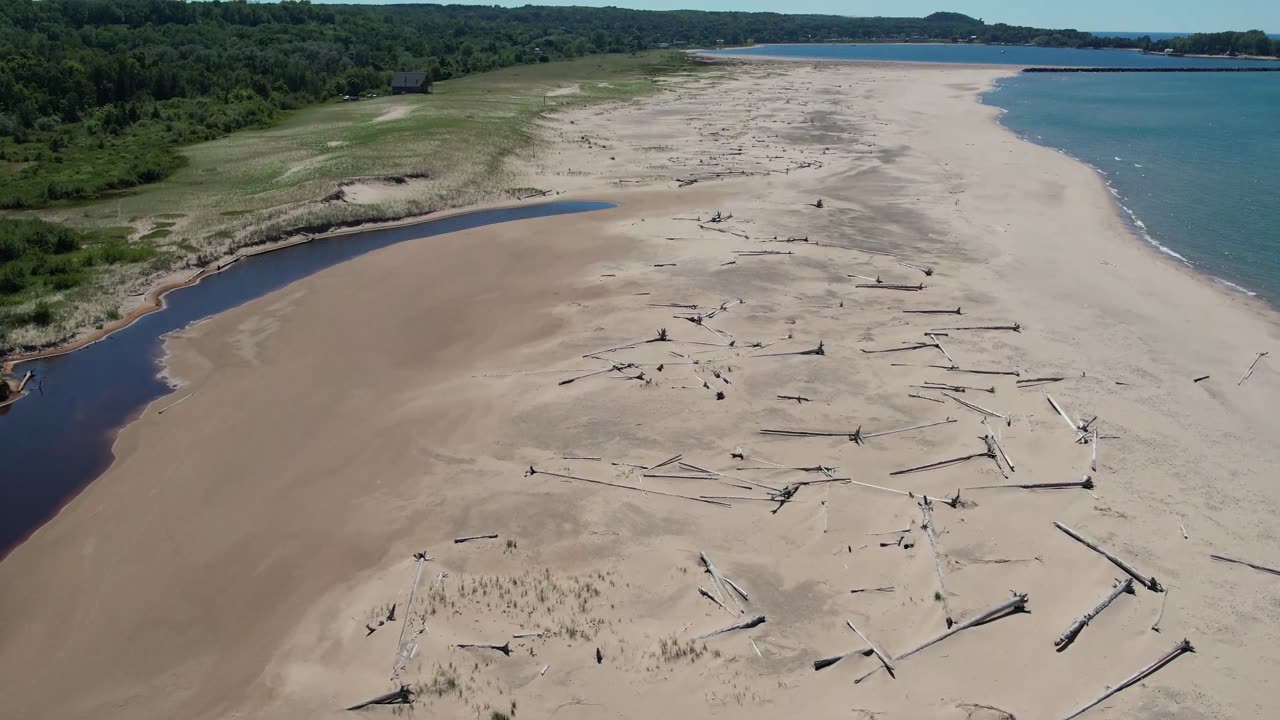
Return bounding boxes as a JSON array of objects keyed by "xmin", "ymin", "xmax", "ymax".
[{"xmin": 0, "ymin": 51, "xmax": 703, "ymax": 352}]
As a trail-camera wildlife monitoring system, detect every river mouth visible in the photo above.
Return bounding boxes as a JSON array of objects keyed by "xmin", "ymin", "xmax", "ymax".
[{"xmin": 0, "ymin": 200, "xmax": 616, "ymax": 558}]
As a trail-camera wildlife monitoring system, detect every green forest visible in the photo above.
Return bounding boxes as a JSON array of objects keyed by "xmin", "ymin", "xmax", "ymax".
[{"xmin": 0, "ymin": 1, "xmax": 1277, "ymax": 211}]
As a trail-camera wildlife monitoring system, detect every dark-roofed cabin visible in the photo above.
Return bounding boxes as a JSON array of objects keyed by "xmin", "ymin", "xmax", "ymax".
[{"xmin": 391, "ymin": 72, "xmax": 432, "ymax": 95}]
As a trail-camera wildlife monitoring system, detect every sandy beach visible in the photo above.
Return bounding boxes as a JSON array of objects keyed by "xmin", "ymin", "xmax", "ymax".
[{"xmin": 3, "ymin": 59, "xmax": 1279, "ymax": 720}]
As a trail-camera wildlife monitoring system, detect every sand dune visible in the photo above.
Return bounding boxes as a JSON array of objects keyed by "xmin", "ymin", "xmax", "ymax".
[{"xmin": 2, "ymin": 60, "xmax": 1278, "ymax": 720}]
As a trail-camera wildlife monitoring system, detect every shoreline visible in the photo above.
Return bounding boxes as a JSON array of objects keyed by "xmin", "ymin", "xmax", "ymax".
[
  {"xmin": 3, "ymin": 57, "xmax": 1279, "ymax": 720},
  {"xmin": 979, "ymin": 79, "xmax": 1272, "ymax": 308},
  {"xmin": 706, "ymin": 42, "xmax": 1280, "ymax": 62},
  {"xmin": 710, "ymin": 54, "xmax": 1280, "ymax": 322},
  {"xmin": 0, "ymin": 193, "xmax": 572, "ymax": 386}
]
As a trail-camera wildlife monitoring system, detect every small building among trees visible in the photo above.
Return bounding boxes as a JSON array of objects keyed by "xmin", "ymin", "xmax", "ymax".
[{"xmin": 390, "ymin": 72, "xmax": 432, "ymax": 95}]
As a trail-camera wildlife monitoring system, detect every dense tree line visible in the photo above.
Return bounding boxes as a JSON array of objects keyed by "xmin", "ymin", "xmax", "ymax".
[
  {"xmin": 0, "ymin": 218, "xmax": 153, "ymax": 325},
  {"xmin": 0, "ymin": 2, "xmax": 1275, "ymax": 209}
]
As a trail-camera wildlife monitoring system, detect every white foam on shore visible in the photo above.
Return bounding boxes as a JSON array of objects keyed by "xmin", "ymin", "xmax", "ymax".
[{"xmin": 982, "ymin": 81, "xmax": 1263, "ymax": 301}]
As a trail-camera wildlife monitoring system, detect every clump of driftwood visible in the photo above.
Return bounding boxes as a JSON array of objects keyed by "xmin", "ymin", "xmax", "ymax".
[
  {"xmin": 769, "ymin": 477, "xmax": 850, "ymax": 514},
  {"xmin": 581, "ymin": 328, "xmax": 669, "ymax": 358},
  {"xmin": 699, "ymin": 551, "xmax": 748, "ymax": 613}
]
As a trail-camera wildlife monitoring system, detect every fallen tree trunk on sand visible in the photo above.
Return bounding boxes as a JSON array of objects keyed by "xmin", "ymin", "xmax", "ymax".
[
  {"xmin": 525, "ymin": 466, "xmax": 730, "ymax": 508},
  {"xmin": 1237, "ymin": 351, "xmax": 1269, "ymax": 386},
  {"xmin": 920, "ymin": 497, "xmax": 954, "ymax": 628},
  {"xmin": 857, "ymin": 283, "xmax": 925, "ymax": 291},
  {"xmin": 904, "ymin": 307, "xmax": 962, "ymax": 315},
  {"xmin": 1210, "ymin": 553, "xmax": 1280, "ymax": 577},
  {"xmin": 931, "ymin": 323, "xmax": 1021, "ymax": 333},
  {"xmin": 1054, "ymin": 578, "xmax": 1134, "ymax": 651},
  {"xmin": 1060, "ymin": 640, "xmax": 1195, "ymax": 720},
  {"xmin": 890, "ymin": 448, "xmax": 994, "ymax": 476},
  {"xmin": 813, "ymin": 646, "xmax": 872, "ymax": 671},
  {"xmin": 846, "ymin": 619, "xmax": 895, "ymax": 676},
  {"xmin": 695, "ymin": 614, "xmax": 766, "ymax": 640},
  {"xmin": 345, "ymin": 685, "xmax": 414, "ymax": 711},
  {"xmin": 855, "ymin": 592, "xmax": 1029, "ymax": 683},
  {"xmin": 967, "ymin": 477, "xmax": 1094, "ymax": 491},
  {"xmin": 1054, "ymin": 522, "xmax": 1163, "ymax": 592},
  {"xmin": 454, "ymin": 641, "xmax": 512, "ymax": 656}
]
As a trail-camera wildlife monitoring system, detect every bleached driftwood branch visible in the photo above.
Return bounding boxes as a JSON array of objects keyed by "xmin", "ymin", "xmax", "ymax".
[
  {"xmin": 695, "ymin": 614, "xmax": 766, "ymax": 640},
  {"xmin": 1054, "ymin": 578, "xmax": 1134, "ymax": 651},
  {"xmin": 1060, "ymin": 640, "xmax": 1194, "ymax": 720},
  {"xmin": 855, "ymin": 592, "xmax": 1029, "ymax": 683},
  {"xmin": 1054, "ymin": 522, "xmax": 1163, "ymax": 592}
]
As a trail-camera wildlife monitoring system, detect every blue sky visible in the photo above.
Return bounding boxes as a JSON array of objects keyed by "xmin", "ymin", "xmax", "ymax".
[{"xmin": 392, "ymin": 1, "xmax": 1279, "ymax": 33}]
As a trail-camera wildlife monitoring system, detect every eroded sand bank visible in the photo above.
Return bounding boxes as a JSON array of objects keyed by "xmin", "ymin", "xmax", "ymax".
[{"xmin": 2, "ymin": 61, "xmax": 1279, "ymax": 720}]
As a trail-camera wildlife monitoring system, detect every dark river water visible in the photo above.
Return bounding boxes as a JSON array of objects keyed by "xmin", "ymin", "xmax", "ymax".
[{"xmin": 0, "ymin": 201, "xmax": 614, "ymax": 558}]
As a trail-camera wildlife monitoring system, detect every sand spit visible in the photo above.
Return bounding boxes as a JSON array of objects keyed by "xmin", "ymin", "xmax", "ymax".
[{"xmin": 1, "ymin": 61, "xmax": 1278, "ymax": 720}]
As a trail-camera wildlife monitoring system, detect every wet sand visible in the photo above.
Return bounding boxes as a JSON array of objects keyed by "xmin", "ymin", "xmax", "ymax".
[{"xmin": 2, "ymin": 60, "xmax": 1279, "ymax": 720}]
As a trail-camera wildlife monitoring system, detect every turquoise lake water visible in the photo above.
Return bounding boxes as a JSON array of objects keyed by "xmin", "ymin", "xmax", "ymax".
[{"xmin": 705, "ymin": 45, "xmax": 1280, "ymax": 302}]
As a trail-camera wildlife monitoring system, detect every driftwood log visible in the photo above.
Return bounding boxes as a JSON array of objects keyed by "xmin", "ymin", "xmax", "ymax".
[
  {"xmin": 1046, "ymin": 394, "xmax": 1077, "ymax": 432},
  {"xmin": 700, "ymin": 551, "xmax": 745, "ymax": 612},
  {"xmin": 855, "ymin": 592, "xmax": 1029, "ymax": 683},
  {"xmin": 847, "ymin": 479, "xmax": 963, "ymax": 508},
  {"xmin": 454, "ymin": 641, "xmax": 512, "ymax": 656},
  {"xmin": 943, "ymin": 392, "xmax": 1007, "ymax": 420},
  {"xmin": 344, "ymin": 685, "xmax": 414, "ymax": 711},
  {"xmin": 526, "ymin": 466, "xmax": 730, "ymax": 507},
  {"xmin": 967, "ymin": 477, "xmax": 1094, "ymax": 491},
  {"xmin": 695, "ymin": 614, "xmax": 766, "ymax": 641},
  {"xmin": 1151, "ymin": 589, "xmax": 1170, "ymax": 632},
  {"xmin": 931, "ymin": 323, "xmax": 1021, "ymax": 333},
  {"xmin": 1237, "ymin": 351, "xmax": 1268, "ymax": 386},
  {"xmin": 847, "ymin": 619, "xmax": 896, "ymax": 676},
  {"xmin": 813, "ymin": 646, "xmax": 872, "ymax": 671},
  {"xmin": 890, "ymin": 447, "xmax": 994, "ymax": 476},
  {"xmin": 454, "ymin": 533, "xmax": 499, "ymax": 544},
  {"xmin": 1017, "ymin": 376, "xmax": 1064, "ymax": 387},
  {"xmin": 1054, "ymin": 522, "xmax": 1163, "ymax": 592},
  {"xmin": 1210, "ymin": 553, "xmax": 1280, "ymax": 577},
  {"xmin": 857, "ymin": 283, "xmax": 924, "ymax": 291},
  {"xmin": 903, "ymin": 307, "xmax": 962, "ymax": 315},
  {"xmin": 1060, "ymin": 640, "xmax": 1195, "ymax": 720},
  {"xmin": 1054, "ymin": 578, "xmax": 1135, "ymax": 651},
  {"xmin": 390, "ymin": 555, "xmax": 429, "ymax": 677},
  {"xmin": 920, "ymin": 497, "xmax": 955, "ymax": 628}
]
